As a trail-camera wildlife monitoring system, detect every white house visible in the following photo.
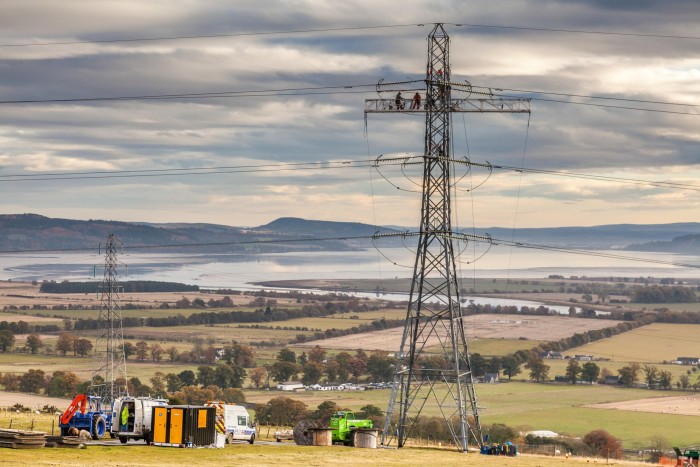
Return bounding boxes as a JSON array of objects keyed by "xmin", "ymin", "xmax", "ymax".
[{"xmin": 276, "ymin": 381, "xmax": 305, "ymax": 391}]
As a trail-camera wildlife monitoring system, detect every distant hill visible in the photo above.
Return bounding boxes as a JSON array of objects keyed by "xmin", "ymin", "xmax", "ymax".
[
  {"xmin": 1, "ymin": 214, "xmax": 699, "ymax": 254},
  {"xmin": 481, "ymin": 223, "xmax": 700, "ymax": 250},
  {"xmin": 624, "ymin": 233, "xmax": 700, "ymax": 253},
  {"xmin": 0, "ymin": 214, "xmax": 398, "ymax": 253}
]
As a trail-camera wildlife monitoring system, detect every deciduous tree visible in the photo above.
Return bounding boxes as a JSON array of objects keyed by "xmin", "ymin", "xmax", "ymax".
[
  {"xmin": 277, "ymin": 348, "xmax": 297, "ymax": 364},
  {"xmin": 73, "ymin": 338, "xmax": 93, "ymax": 357},
  {"xmin": 271, "ymin": 361, "xmax": 300, "ymax": 383},
  {"xmin": 525, "ymin": 356, "xmax": 550, "ymax": 383},
  {"xmin": 301, "ymin": 362, "xmax": 324, "ymax": 386},
  {"xmin": 19, "ymin": 369, "xmax": 46, "ymax": 393},
  {"xmin": 581, "ymin": 362, "xmax": 600, "ymax": 384},
  {"xmin": 55, "ymin": 333, "xmax": 75, "ymax": 356},
  {"xmin": 583, "ymin": 429, "xmax": 622, "ymax": 459},
  {"xmin": 135, "ymin": 341, "xmax": 149, "ymax": 362},
  {"xmin": 0, "ymin": 330, "xmax": 15, "ymax": 352},
  {"xmin": 250, "ymin": 367, "xmax": 266, "ymax": 389},
  {"xmin": 255, "ymin": 396, "xmax": 308, "ymax": 426},
  {"xmin": 501, "ymin": 356, "xmax": 521, "ymax": 380},
  {"xmin": 366, "ymin": 351, "xmax": 394, "ymax": 382},
  {"xmin": 566, "ymin": 359, "xmax": 582, "ymax": 384},
  {"xmin": 25, "ymin": 333, "xmax": 43, "ymax": 354}
]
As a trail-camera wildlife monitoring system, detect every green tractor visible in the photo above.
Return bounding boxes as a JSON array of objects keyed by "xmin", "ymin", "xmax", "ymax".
[{"xmin": 329, "ymin": 411, "xmax": 373, "ymax": 445}]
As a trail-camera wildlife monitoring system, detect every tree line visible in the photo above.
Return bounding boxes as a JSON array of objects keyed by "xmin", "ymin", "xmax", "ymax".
[{"xmin": 39, "ymin": 280, "xmax": 199, "ymax": 294}]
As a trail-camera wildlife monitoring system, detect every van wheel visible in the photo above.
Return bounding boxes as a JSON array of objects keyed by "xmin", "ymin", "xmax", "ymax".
[
  {"xmin": 119, "ymin": 436, "xmax": 127, "ymax": 444},
  {"xmin": 226, "ymin": 433, "xmax": 234, "ymax": 444},
  {"xmin": 248, "ymin": 434, "xmax": 255, "ymax": 445}
]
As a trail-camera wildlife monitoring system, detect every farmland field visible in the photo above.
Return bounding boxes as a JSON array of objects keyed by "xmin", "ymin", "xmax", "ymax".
[
  {"xmin": 2, "ymin": 280, "xmax": 700, "ymax": 454},
  {"xmin": 244, "ymin": 381, "xmax": 699, "ymax": 449},
  {"xmin": 566, "ymin": 322, "xmax": 700, "ymax": 363},
  {"xmin": 297, "ymin": 314, "xmax": 617, "ymax": 351}
]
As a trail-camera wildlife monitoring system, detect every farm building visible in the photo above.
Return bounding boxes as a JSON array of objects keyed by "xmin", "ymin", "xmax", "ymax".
[
  {"xmin": 276, "ymin": 381, "xmax": 305, "ymax": 391},
  {"xmin": 540, "ymin": 351, "xmax": 564, "ymax": 359},
  {"xmin": 484, "ymin": 373, "xmax": 500, "ymax": 384}
]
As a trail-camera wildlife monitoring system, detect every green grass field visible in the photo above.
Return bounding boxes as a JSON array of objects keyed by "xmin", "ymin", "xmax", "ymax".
[
  {"xmin": 4, "ymin": 288, "xmax": 700, "ymax": 456},
  {"xmin": 0, "ymin": 443, "xmax": 653, "ymax": 467},
  {"xmin": 567, "ymin": 323, "xmax": 700, "ymax": 363},
  {"xmin": 243, "ymin": 381, "xmax": 697, "ymax": 449},
  {"xmin": 475, "ymin": 382, "xmax": 698, "ymax": 448}
]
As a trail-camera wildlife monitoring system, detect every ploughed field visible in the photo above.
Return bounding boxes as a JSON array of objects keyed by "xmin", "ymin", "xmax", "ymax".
[{"xmin": 297, "ymin": 314, "xmax": 616, "ymax": 351}]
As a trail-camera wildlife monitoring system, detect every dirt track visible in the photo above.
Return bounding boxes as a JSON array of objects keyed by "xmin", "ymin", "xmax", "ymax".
[{"xmin": 297, "ymin": 313, "xmax": 615, "ymax": 351}]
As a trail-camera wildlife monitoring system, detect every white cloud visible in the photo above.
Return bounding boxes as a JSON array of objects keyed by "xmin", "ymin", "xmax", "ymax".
[{"xmin": 0, "ymin": 1, "xmax": 698, "ymax": 230}]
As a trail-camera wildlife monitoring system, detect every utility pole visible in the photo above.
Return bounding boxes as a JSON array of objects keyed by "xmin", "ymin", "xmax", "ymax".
[
  {"xmin": 364, "ymin": 23, "xmax": 530, "ymax": 451},
  {"xmin": 91, "ymin": 233, "xmax": 128, "ymax": 406}
]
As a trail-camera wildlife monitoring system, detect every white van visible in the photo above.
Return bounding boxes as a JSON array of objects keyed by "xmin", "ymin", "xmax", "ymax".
[
  {"xmin": 111, "ymin": 396, "xmax": 169, "ymax": 444},
  {"xmin": 206, "ymin": 402, "xmax": 256, "ymax": 444}
]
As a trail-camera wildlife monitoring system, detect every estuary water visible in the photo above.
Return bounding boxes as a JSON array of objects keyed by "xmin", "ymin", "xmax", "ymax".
[{"xmin": 1, "ymin": 245, "xmax": 697, "ymax": 290}]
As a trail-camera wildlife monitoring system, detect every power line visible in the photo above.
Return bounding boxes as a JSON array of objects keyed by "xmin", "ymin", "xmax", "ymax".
[
  {"xmin": 486, "ymin": 164, "xmax": 700, "ymax": 193},
  {"xmin": 4, "ymin": 22, "xmax": 698, "ymax": 49},
  {"xmin": 450, "ymin": 23, "xmax": 700, "ymax": 41},
  {"xmin": 511, "ymin": 95, "xmax": 700, "ymax": 116},
  {"xmin": 0, "ymin": 159, "xmax": 385, "ymax": 182},
  {"xmin": 3, "ymin": 156, "xmax": 699, "ymax": 196},
  {"xmin": 0, "ymin": 84, "xmax": 377, "ymax": 105},
  {"xmin": 0, "ymin": 24, "xmax": 422, "ymax": 48},
  {"xmin": 3, "ymin": 84, "xmax": 698, "ymax": 117},
  {"xmin": 469, "ymin": 84, "xmax": 700, "ymax": 109},
  {"xmin": 1, "ymin": 233, "xmax": 698, "ymax": 271}
]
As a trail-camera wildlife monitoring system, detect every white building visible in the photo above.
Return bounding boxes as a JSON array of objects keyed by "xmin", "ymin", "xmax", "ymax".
[{"xmin": 276, "ymin": 381, "xmax": 305, "ymax": 391}]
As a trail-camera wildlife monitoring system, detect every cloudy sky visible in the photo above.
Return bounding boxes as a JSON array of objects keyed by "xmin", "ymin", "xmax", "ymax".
[{"xmin": 1, "ymin": 1, "xmax": 699, "ymax": 230}]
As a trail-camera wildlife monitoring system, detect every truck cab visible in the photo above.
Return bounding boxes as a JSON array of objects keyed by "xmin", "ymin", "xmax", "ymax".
[{"xmin": 205, "ymin": 402, "xmax": 256, "ymax": 444}]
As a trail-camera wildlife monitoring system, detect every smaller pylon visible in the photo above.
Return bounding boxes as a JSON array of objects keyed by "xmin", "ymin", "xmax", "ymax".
[{"xmin": 90, "ymin": 234, "xmax": 128, "ymax": 406}]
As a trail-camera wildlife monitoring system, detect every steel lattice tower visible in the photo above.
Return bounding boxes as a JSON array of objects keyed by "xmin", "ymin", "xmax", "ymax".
[
  {"xmin": 364, "ymin": 23, "xmax": 530, "ymax": 451},
  {"xmin": 90, "ymin": 234, "xmax": 128, "ymax": 406}
]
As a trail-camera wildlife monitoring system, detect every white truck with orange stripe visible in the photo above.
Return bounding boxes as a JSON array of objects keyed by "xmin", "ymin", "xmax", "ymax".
[{"xmin": 205, "ymin": 401, "xmax": 256, "ymax": 444}]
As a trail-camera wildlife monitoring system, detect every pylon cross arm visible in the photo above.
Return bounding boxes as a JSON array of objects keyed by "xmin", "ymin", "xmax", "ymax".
[{"xmin": 364, "ymin": 97, "xmax": 530, "ymax": 113}]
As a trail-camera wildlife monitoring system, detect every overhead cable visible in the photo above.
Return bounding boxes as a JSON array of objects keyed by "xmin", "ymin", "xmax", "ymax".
[
  {"xmin": 0, "ymin": 24, "xmax": 422, "ymax": 48},
  {"xmin": 1, "ymin": 233, "xmax": 698, "ymax": 271}
]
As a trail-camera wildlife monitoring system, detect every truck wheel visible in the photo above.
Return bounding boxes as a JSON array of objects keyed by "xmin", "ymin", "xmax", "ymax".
[
  {"xmin": 226, "ymin": 433, "xmax": 234, "ymax": 444},
  {"xmin": 92, "ymin": 416, "xmax": 107, "ymax": 440},
  {"xmin": 119, "ymin": 436, "xmax": 127, "ymax": 444},
  {"xmin": 248, "ymin": 434, "xmax": 255, "ymax": 445}
]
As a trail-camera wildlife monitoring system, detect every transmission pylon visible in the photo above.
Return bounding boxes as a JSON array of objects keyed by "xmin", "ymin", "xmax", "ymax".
[
  {"xmin": 364, "ymin": 23, "xmax": 530, "ymax": 451},
  {"xmin": 90, "ymin": 233, "xmax": 128, "ymax": 406}
]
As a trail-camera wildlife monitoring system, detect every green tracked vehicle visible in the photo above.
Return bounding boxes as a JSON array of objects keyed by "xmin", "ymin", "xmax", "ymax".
[{"xmin": 329, "ymin": 411, "xmax": 373, "ymax": 445}]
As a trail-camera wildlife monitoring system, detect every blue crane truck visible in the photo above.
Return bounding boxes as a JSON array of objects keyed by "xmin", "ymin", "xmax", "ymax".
[{"xmin": 59, "ymin": 394, "xmax": 112, "ymax": 439}]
